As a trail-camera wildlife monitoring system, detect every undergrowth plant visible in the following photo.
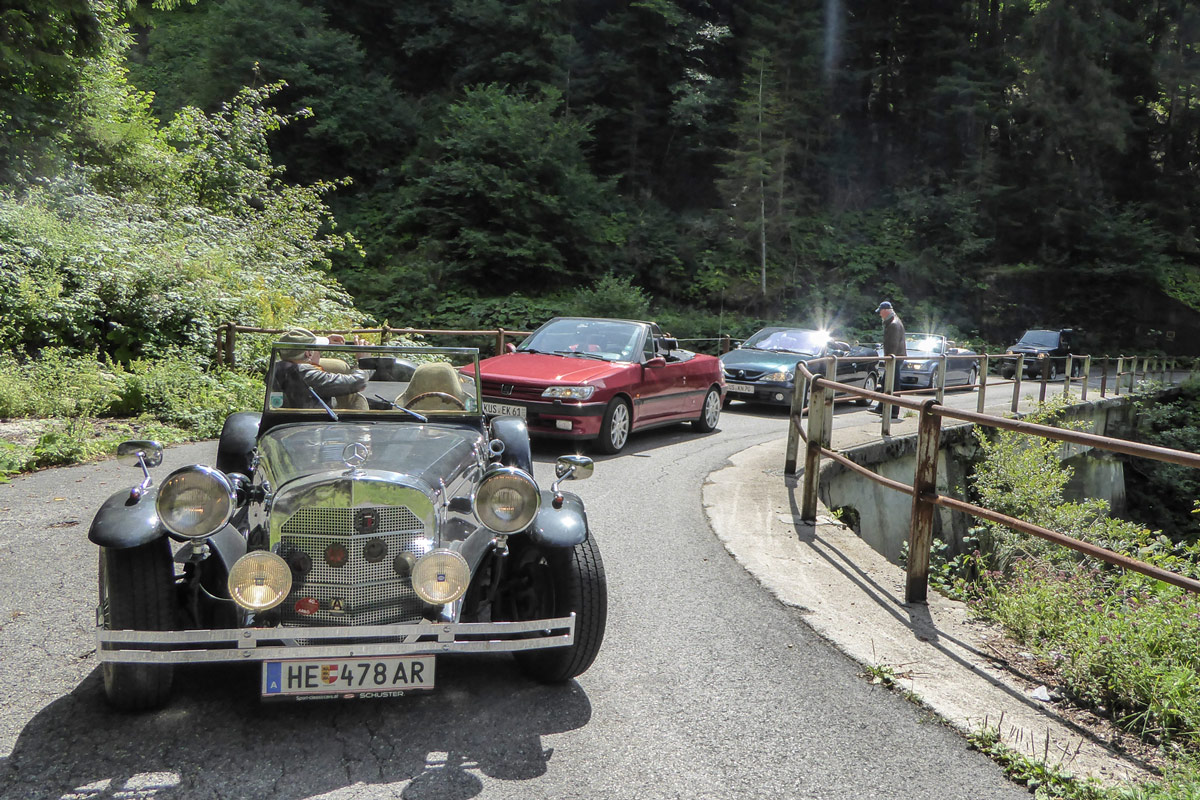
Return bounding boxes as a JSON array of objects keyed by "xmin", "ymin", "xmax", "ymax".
[{"xmin": 962, "ymin": 396, "xmax": 1200, "ymax": 756}]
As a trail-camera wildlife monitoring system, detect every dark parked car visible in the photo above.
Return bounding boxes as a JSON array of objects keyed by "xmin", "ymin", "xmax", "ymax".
[
  {"xmin": 999, "ymin": 328, "xmax": 1077, "ymax": 379},
  {"xmin": 473, "ymin": 317, "xmax": 725, "ymax": 454},
  {"xmin": 720, "ymin": 327, "xmax": 881, "ymax": 407},
  {"xmin": 897, "ymin": 334, "xmax": 979, "ymax": 391},
  {"xmin": 91, "ymin": 343, "xmax": 607, "ymax": 709}
]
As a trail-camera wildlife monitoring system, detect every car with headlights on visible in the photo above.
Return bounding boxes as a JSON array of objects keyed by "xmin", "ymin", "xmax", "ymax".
[
  {"xmin": 90, "ymin": 342, "xmax": 607, "ymax": 710},
  {"xmin": 998, "ymin": 328, "xmax": 1077, "ymax": 380},
  {"xmin": 472, "ymin": 317, "xmax": 724, "ymax": 454},
  {"xmin": 896, "ymin": 333, "xmax": 979, "ymax": 391},
  {"xmin": 719, "ymin": 327, "xmax": 880, "ymax": 408}
]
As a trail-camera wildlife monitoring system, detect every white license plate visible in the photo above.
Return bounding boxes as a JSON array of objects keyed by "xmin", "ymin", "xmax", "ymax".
[
  {"xmin": 726, "ymin": 382, "xmax": 755, "ymax": 394},
  {"xmin": 484, "ymin": 401, "xmax": 526, "ymax": 418},
  {"xmin": 262, "ymin": 655, "xmax": 436, "ymax": 699}
]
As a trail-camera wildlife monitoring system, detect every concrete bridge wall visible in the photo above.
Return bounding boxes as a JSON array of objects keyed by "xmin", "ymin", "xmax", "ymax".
[{"xmin": 819, "ymin": 396, "xmax": 1140, "ymax": 564}]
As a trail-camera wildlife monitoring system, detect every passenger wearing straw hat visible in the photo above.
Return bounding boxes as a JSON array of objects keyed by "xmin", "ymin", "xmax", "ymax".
[{"xmin": 870, "ymin": 302, "xmax": 906, "ymax": 419}]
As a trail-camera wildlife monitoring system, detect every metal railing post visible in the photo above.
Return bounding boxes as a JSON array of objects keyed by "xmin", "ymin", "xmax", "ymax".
[
  {"xmin": 785, "ymin": 369, "xmax": 808, "ymax": 475},
  {"xmin": 906, "ymin": 400, "xmax": 943, "ymax": 604},
  {"xmin": 977, "ymin": 354, "xmax": 988, "ymax": 412},
  {"xmin": 1012, "ymin": 355, "xmax": 1024, "ymax": 413},
  {"xmin": 882, "ymin": 356, "xmax": 896, "ymax": 436},
  {"xmin": 800, "ymin": 380, "xmax": 828, "ymax": 521},
  {"xmin": 936, "ymin": 354, "xmax": 947, "ymax": 404}
]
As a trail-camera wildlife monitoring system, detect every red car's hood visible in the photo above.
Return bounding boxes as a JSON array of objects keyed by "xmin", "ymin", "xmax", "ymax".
[{"xmin": 476, "ymin": 352, "xmax": 630, "ymax": 386}]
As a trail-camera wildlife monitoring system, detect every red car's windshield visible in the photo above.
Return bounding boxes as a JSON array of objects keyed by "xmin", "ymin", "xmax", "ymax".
[{"xmin": 519, "ymin": 319, "xmax": 644, "ymax": 363}]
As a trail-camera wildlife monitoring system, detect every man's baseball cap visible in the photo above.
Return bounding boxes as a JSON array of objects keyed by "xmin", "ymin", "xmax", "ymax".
[{"xmin": 875, "ymin": 301, "xmax": 893, "ymax": 312}]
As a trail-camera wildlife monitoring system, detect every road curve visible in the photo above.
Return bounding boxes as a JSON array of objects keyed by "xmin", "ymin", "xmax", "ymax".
[{"xmin": 0, "ymin": 408, "xmax": 1028, "ymax": 800}]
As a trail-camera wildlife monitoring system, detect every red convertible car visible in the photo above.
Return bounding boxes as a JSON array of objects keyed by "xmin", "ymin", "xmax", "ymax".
[{"xmin": 472, "ymin": 317, "xmax": 725, "ymax": 453}]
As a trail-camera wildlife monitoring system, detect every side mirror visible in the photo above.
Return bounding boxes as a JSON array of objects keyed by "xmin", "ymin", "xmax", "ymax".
[
  {"xmin": 116, "ymin": 440, "xmax": 163, "ymax": 469},
  {"xmin": 645, "ymin": 356, "xmax": 667, "ymax": 369},
  {"xmin": 659, "ymin": 337, "xmax": 678, "ymax": 351},
  {"xmin": 555, "ymin": 454, "xmax": 594, "ymax": 481}
]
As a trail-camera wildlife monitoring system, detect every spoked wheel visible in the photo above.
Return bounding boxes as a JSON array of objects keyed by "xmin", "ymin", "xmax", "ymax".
[
  {"xmin": 99, "ymin": 540, "xmax": 178, "ymax": 710},
  {"xmin": 596, "ymin": 398, "xmax": 631, "ymax": 454},
  {"xmin": 497, "ymin": 537, "xmax": 608, "ymax": 683},
  {"xmin": 967, "ymin": 367, "xmax": 978, "ymax": 389},
  {"xmin": 693, "ymin": 387, "xmax": 721, "ymax": 432}
]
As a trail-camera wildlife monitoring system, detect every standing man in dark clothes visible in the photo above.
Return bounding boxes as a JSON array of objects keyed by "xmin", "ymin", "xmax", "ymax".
[{"xmin": 870, "ymin": 301, "xmax": 907, "ymax": 418}]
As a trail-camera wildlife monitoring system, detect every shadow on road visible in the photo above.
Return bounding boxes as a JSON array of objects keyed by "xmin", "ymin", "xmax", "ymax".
[{"xmin": 1, "ymin": 655, "xmax": 592, "ymax": 799}]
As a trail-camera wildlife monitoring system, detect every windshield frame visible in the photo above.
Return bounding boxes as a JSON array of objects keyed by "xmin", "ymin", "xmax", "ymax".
[{"xmin": 264, "ymin": 344, "xmax": 483, "ymax": 419}]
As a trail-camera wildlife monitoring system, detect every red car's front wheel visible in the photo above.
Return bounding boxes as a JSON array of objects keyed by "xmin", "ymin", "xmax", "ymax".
[{"xmin": 596, "ymin": 398, "xmax": 631, "ymax": 454}]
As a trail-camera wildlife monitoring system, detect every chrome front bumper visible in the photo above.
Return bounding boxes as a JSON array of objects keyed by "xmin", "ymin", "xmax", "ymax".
[{"xmin": 96, "ymin": 614, "xmax": 575, "ymax": 664}]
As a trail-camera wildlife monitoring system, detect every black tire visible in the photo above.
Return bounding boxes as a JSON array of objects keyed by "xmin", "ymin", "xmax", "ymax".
[
  {"xmin": 693, "ymin": 387, "xmax": 721, "ymax": 432},
  {"xmin": 502, "ymin": 536, "xmax": 608, "ymax": 683},
  {"xmin": 595, "ymin": 398, "xmax": 631, "ymax": 454},
  {"xmin": 99, "ymin": 539, "xmax": 178, "ymax": 711},
  {"xmin": 999, "ymin": 367, "xmax": 1014, "ymax": 380},
  {"xmin": 858, "ymin": 373, "xmax": 878, "ymax": 406}
]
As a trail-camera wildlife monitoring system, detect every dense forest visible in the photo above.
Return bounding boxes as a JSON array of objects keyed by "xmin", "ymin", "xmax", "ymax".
[{"xmin": 3, "ymin": 0, "xmax": 1200, "ymax": 362}]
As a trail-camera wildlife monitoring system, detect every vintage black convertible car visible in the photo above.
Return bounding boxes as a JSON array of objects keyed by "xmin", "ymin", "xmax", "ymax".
[{"xmin": 89, "ymin": 342, "xmax": 607, "ymax": 709}]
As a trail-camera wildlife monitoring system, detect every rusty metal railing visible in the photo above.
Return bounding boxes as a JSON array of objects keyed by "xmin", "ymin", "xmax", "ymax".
[
  {"xmin": 783, "ymin": 357, "xmax": 1200, "ymax": 603},
  {"xmin": 213, "ymin": 324, "xmax": 532, "ymax": 368}
]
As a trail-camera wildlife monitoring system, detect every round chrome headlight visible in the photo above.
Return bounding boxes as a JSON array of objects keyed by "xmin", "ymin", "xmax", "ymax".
[
  {"xmin": 156, "ymin": 465, "xmax": 235, "ymax": 539},
  {"xmin": 411, "ymin": 548, "xmax": 469, "ymax": 605},
  {"xmin": 227, "ymin": 551, "xmax": 293, "ymax": 611},
  {"xmin": 474, "ymin": 466, "xmax": 540, "ymax": 533}
]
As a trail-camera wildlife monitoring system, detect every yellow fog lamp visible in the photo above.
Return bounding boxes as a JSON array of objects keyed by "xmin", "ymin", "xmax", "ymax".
[
  {"xmin": 411, "ymin": 548, "xmax": 469, "ymax": 605},
  {"xmin": 228, "ymin": 551, "xmax": 293, "ymax": 611}
]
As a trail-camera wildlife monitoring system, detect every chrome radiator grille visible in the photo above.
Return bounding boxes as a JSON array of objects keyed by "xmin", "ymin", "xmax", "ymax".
[{"xmin": 278, "ymin": 505, "xmax": 427, "ymax": 627}]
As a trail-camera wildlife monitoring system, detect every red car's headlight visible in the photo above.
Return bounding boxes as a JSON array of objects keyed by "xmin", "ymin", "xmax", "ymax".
[{"xmin": 542, "ymin": 386, "xmax": 595, "ymax": 400}]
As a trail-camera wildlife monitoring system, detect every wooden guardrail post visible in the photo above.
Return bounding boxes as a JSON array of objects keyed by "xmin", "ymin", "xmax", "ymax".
[
  {"xmin": 906, "ymin": 399, "xmax": 943, "ymax": 604},
  {"xmin": 224, "ymin": 322, "xmax": 236, "ymax": 369},
  {"xmin": 1037, "ymin": 354, "xmax": 1049, "ymax": 403},
  {"xmin": 977, "ymin": 354, "xmax": 988, "ymax": 412},
  {"xmin": 1011, "ymin": 355, "xmax": 1024, "ymax": 412},
  {"xmin": 1081, "ymin": 355, "xmax": 1091, "ymax": 401},
  {"xmin": 881, "ymin": 356, "xmax": 896, "ymax": 436},
  {"xmin": 800, "ymin": 379, "xmax": 828, "ymax": 521},
  {"xmin": 1062, "ymin": 355, "xmax": 1073, "ymax": 399},
  {"xmin": 785, "ymin": 369, "xmax": 808, "ymax": 476}
]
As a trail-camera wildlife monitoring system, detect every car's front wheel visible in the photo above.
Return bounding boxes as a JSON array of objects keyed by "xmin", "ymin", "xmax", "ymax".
[
  {"xmin": 858, "ymin": 373, "xmax": 878, "ymax": 406},
  {"xmin": 693, "ymin": 387, "xmax": 721, "ymax": 432},
  {"xmin": 596, "ymin": 398, "xmax": 631, "ymax": 454},
  {"xmin": 967, "ymin": 366, "xmax": 978, "ymax": 389},
  {"xmin": 501, "ymin": 536, "xmax": 608, "ymax": 683},
  {"xmin": 99, "ymin": 539, "xmax": 177, "ymax": 710}
]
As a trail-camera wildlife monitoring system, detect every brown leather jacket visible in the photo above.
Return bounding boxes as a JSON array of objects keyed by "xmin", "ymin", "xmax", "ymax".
[{"xmin": 882, "ymin": 313, "xmax": 907, "ymax": 357}]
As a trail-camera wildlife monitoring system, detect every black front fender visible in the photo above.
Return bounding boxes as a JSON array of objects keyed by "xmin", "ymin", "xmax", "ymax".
[
  {"xmin": 490, "ymin": 415, "xmax": 533, "ymax": 474},
  {"xmin": 89, "ymin": 485, "xmax": 166, "ymax": 549},
  {"xmin": 528, "ymin": 490, "xmax": 588, "ymax": 548}
]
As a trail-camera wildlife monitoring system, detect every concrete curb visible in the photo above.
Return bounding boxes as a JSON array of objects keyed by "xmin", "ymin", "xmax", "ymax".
[{"xmin": 702, "ymin": 434, "xmax": 1152, "ymax": 786}]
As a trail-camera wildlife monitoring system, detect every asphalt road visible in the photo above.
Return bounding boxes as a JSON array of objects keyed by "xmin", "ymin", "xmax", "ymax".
[{"xmin": 0, "ymin": 403, "xmax": 1029, "ymax": 800}]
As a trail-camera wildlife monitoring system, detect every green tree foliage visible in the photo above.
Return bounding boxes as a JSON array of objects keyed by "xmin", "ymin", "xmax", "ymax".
[{"xmin": 384, "ymin": 85, "xmax": 624, "ymax": 290}]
